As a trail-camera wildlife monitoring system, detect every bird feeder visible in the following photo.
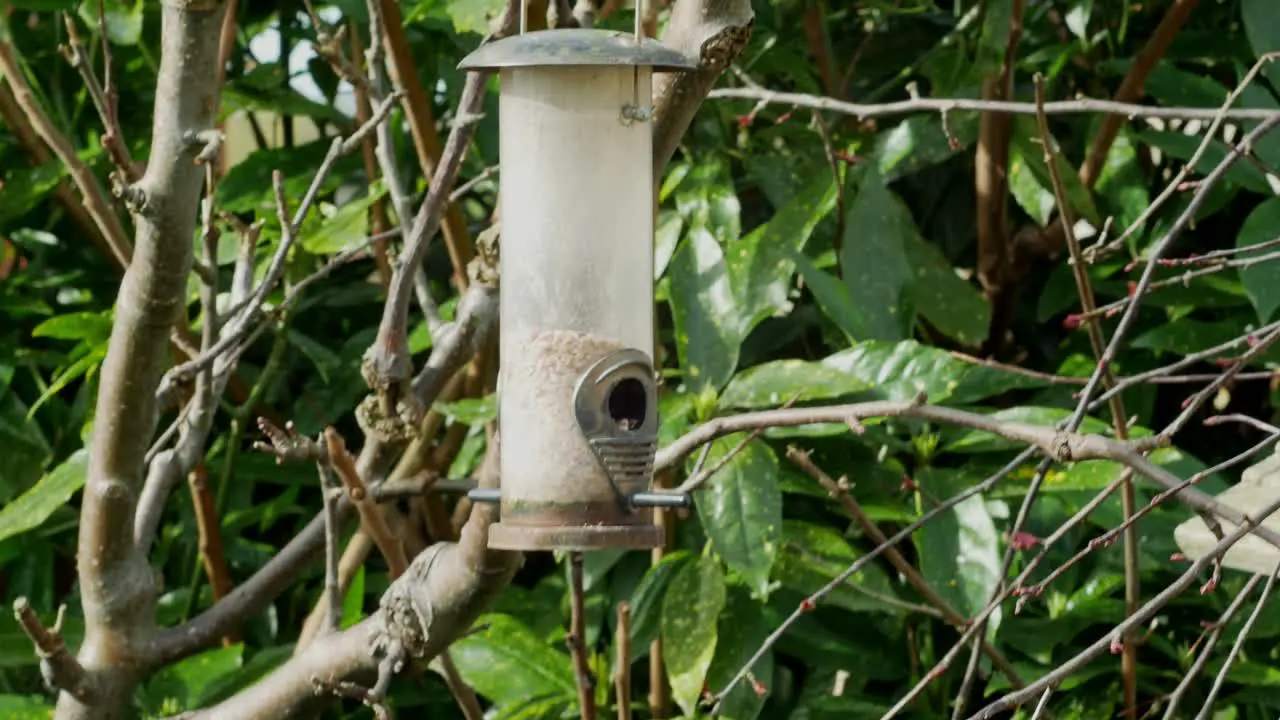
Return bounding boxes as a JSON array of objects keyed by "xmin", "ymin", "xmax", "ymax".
[
  {"xmin": 1173, "ymin": 446, "xmax": 1280, "ymax": 575},
  {"xmin": 457, "ymin": 8, "xmax": 696, "ymax": 551}
]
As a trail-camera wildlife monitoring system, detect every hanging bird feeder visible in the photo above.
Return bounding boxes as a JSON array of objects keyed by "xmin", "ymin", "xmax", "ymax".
[
  {"xmin": 1173, "ymin": 446, "xmax": 1280, "ymax": 575},
  {"xmin": 458, "ymin": 3, "xmax": 697, "ymax": 551}
]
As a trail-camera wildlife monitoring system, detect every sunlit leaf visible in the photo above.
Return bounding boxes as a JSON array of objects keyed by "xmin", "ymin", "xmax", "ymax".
[
  {"xmin": 691, "ymin": 436, "xmax": 782, "ymax": 598},
  {"xmin": 0, "ymin": 450, "xmax": 86, "ymax": 544},
  {"xmin": 662, "ymin": 554, "xmax": 727, "ymax": 716}
]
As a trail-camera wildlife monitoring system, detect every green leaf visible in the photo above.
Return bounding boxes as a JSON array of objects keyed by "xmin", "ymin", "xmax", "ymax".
[
  {"xmin": 1138, "ymin": 130, "xmax": 1272, "ymax": 195},
  {"xmin": 727, "ymin": 174, "xmax": 838, "ymax": 333},
  {"xmin": 873, "ymin": 113, "xmax": 979, "ymax": 182},
  {"xmin": 901, "ymin": 233, "xmax": 990, "ymax": 347},
  {"xmin": 792, "ymin": 250, "xmax": 867, "ymax": 343},
  {"xmin": 1094, "ymin": 129, "xmax": 1150, "ymax": 233},
  {"xmin": 78, "ymin": 0, "xmax": 143, "ymax": 46},
  {"xmin": 705, "ymin": 588, "xmax": 773, "ymax": 720},
  {"xmin": 912, "ymin": 468, "xmax": 1003, "ymax": 636},
  {"xmin": 1009, "ymin": 140, "xmax": 1056, "ymax": 226},
  {"xmin": 216, "ymin": 139, "xmax": 358, "ymax": 214},
  {"xmin": 144, "ymin": 645, "xmax": 243, "ymax": 713},
  {"xmin": 451, "ymin": 614, "xmax": 576, "ymax": 706},
  {"xmin": 840, "ymin": 167, "xmax": 916, "ymax": 342},
  {"xmin": 1243, "ymin": 0, "xmax": 1280, "ymax": 91},
  {"xmin": 433, "ymin": 394, "xmax": 498, "ymax": 425},
  {"xmin": 1010, "ymin": 117, "xmax": 1102, "ymax": 225},
  {"xmin": 944, "ymin": 407, "xmax": 1113, "ymax": 453},
  {"xmin": 1236, "ymin": 197, "xmax": 1280, "ymax": 323},
  {"xmin": 629, "ymin": 551, "xmax": 693, "ymax": 663},
  {"xmin": 692, "ymin": 436, "xmax": 782, "ymax": 598},
  {"xmin": 0, "ymin": 450, "xmax": 87, "ymax": 544},
  {"xmin": 31, "ymin": 311, "xmax": 113, "ymax": 342},
  {"xmin": 341, "ymin": 565, "xmax": 365, "ymax": 629},
  {"xmin": 445, "ymin": 0, "xmax": 508, "ymax": 35},
  {"xmin": 670, "ymin": 226, "xmax": 741, "ymax": 394},
  {"xmin": 654, "ymin": 210, "xmax": 683, "ymax": 281},
  {"xmin": 0, "ymin": 160, "xmax": 68, "ymax": 228},
  {"xmin": 0, "ymin": 695, "xmax": 52, "ymax": 719},
  {"xmin": 1131, "ymin": 317, "xmax": 1251, "ymax": 356},
  {"xmin": 719, "ymin": 359, "xmax": 873, "ymax": 410},
  {"xmin": 662, "ymin": 554, "xmax": 727, "ymax": 716},
  {"xmin": 773, "ymin": 520, "xmax": 899, "ymax": 614},
  {"xmin": 823, "ymin": 341, "xmax": 1047, "ymax": 405},
  {"xmin": 298, "ymin": 181, "xmax": 387, "ymax": 254}
]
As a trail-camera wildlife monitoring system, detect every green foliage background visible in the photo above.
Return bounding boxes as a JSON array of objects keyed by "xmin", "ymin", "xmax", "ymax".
[{"xmin": 4, "ymin": 0, "xmax": 1280, "ymax": 717}]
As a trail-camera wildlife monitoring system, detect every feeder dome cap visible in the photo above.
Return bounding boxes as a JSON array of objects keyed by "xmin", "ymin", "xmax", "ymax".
[{"xmin": 458, "ymin": 28, "xmax": 698, "ymax": 72}]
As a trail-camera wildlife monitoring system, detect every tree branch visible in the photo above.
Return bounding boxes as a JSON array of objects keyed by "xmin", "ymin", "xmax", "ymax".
[
  {"xmin": 59, "ymin": 2, "xmax": 229, "ymax": 718},
  {"xmin": 652, "ymin": 0, "xmax": 755, "ymax": 178}
]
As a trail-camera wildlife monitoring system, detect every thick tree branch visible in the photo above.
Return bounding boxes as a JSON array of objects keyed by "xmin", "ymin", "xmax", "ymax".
[
  {"xmin": 652, "ymin": 0, "xmax": 755, "ymax": 178},
  {"xmin": 654, "ymin": 399, "xmax": 1280, "ymax": 550},
  {"xmin": 59, "ymin": 2, "xmax": 229, "ymax": 719},
  {"xmin": 175, "ymin": 443, "xmax": 519, "ymax": 719}
]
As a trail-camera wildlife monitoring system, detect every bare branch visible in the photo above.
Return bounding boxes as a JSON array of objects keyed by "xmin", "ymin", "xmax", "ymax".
[
  {"xmin": 58, "ymin": 3, "xmax": 230, "ymax": 717},
  {"xmin": 14, "ymin": 600, "xmax": 96, "ymax": 703}
]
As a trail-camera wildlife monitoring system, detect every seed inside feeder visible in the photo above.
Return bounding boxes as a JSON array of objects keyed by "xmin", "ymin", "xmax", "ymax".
[{"xmin": 500, "ymin": 328, "xmax": 640, "ymax": 511}]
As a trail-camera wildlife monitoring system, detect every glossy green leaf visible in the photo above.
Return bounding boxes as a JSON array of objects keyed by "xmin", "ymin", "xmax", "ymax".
[
  {"xmin": 1243, "ymin": 0, "xmax": 1280, "ymax": 91},
  {"xmin": 675, "ymin": 158, "xmax": 741, "ymax": 246},
  {"xmin": 78, "ymin": 0, "xmax": 143, "ymax": 46},
  {"xmin": 1236, "ymin": 197, "xmax": 1280, "ymax": 323},
  {"xmin": 727, "ymin": 174, "xmax": 838, "ymax": 332},
  {"xmin": 772, "ymin": 519, "xmax": 899, "ymax": 614},
  {"xmin": 491, "ymin": 695, "xmax": 574, "ymax": 720},
  {"xmin": 31, "ymin": 311, "xmax": 113, "ymax": 342},
  {"xmin": 873, "ymin": 113, "xmax": 979, "ymax": 182},
  {"xmin": 719, "ymin": 359, "xmax": 873, "ymax": 410},
  {"xmin": 1131, "ymin": 317, "xmax": 1251, "ymax": 356},
  {"xmin": 629, "ymin": 551, "xmax": 693, "ymax": 663},
  {"xmin": 1010, "ymin": 116, "xmax": 1102, "ymax": 225},
  {"xmin": 792, "ymin": 250, "xmax": 868, "ymax": 343},
  {"xmin": 1094, "ymin": 129, "xmax": 1150, "ymax": 233},
  {"xmin": 945, "ymin": 407, "xmax": 1113, "ymax": 453},
  {"xmin": 691, "ymin": 435, "xmax": 782, "ymax": 598},
  {"xmin": 298, "ymin": 181, "xmax": 387, "ymax": 254},
  {"xmin": 0, "ymin": 450, "xmax": 86, "ymax": 544},
  {"xmin": 451, "ymin": 613, "xmax": 576, "ymax": 706},
  {"xmin": 216, "ymin": 139, "xmax": 359, "ymax": 214},
  {"xmin": 654, "ymin": 210, "xmax": 683, "ymax": 281},
  {"xmin": 662, "ymin": 554, "xmax": 727, "ymax": 716},
  {"xmin": 912, "ymin": 468, "xmax": 1003, "ymax": 636},
  {"xmin": 1139, "ymin": 130, "xmax": 1272, "ymax": 195},
  {"xmin": 433, "ymin": 394, "xmax": 497, "ymax": 425},
  {"xmin": 823, "ymin": 340, "xmax": 1047, "ymax": 405},
  {"xmin": 705, "ymin": 588, "xmax": 773, "ymax": 720},
  {"xmin": 670, "ymin": 226, "xmax": 741, "ymax": 394},
  {"xmin": 341, "ymin": 565, "xmax": 365, "ymax": 629},
  {"xmin": 1008, "ymin": 140, "xmax": 1056, "ymax": 226},
  {"xmin": 143, "ymin": 645, "xmax": 243, "ymax": 713},
  {"xmin": 901, "ymin": 232, "xmax": 990, "ymax": 347},
  {"xmin": 0, "ymin": 160, "xmax": 68, "ymax": 228},
  {"xmin": 840, "ymin": 167, "xmax": 916, "ymax": 342}
]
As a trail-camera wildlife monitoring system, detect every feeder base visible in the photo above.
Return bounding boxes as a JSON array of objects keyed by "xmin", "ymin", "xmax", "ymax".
[{"xmin": 488, "ymin": 521, "xmax": 663, "ymax": 551}]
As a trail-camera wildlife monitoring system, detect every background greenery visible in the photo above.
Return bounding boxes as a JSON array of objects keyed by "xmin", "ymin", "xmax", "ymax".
[{"xmin": 4, "ymin": 0, "xmax": 1280, "ymax": 717}]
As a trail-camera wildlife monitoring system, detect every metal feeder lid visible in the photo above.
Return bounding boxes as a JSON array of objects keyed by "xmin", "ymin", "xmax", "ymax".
[{"xmin": 458, "ymin": 28, "xmax": 698, "ymax": 73}]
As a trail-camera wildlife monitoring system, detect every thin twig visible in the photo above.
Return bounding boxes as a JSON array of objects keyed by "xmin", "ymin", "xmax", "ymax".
[
  {"xmin": 1160, "ymin": 572, "xmax": 1265, "ymax": 720},
  {"xmin": 315, "ymin": 454, "xmax": 343, "ymax": 635},
  {"xmin": 569, "ymin": 553, "xmax": 598, "ymax": 720},
  {"xmin": 1034, "ymin": 73, "xmax": 1140, "ymax": 720},
  {"xmin": 786, "ymin": 447, "xmax": 1026, "ymax": 689},
  {"xmin": 1193, "ymin": 562, "xmax": 1280, "ymax": 719},
  {"xmin": 707, "ymin": 86, "xmax": 1280, "ymax": 123},
  {"xmin": 615, "ymin": 602, "xmax": 633, "ymax": 720},
  {"xmin": 13, "ymin": 600, "xmax": 95, "ymax": 702}
]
